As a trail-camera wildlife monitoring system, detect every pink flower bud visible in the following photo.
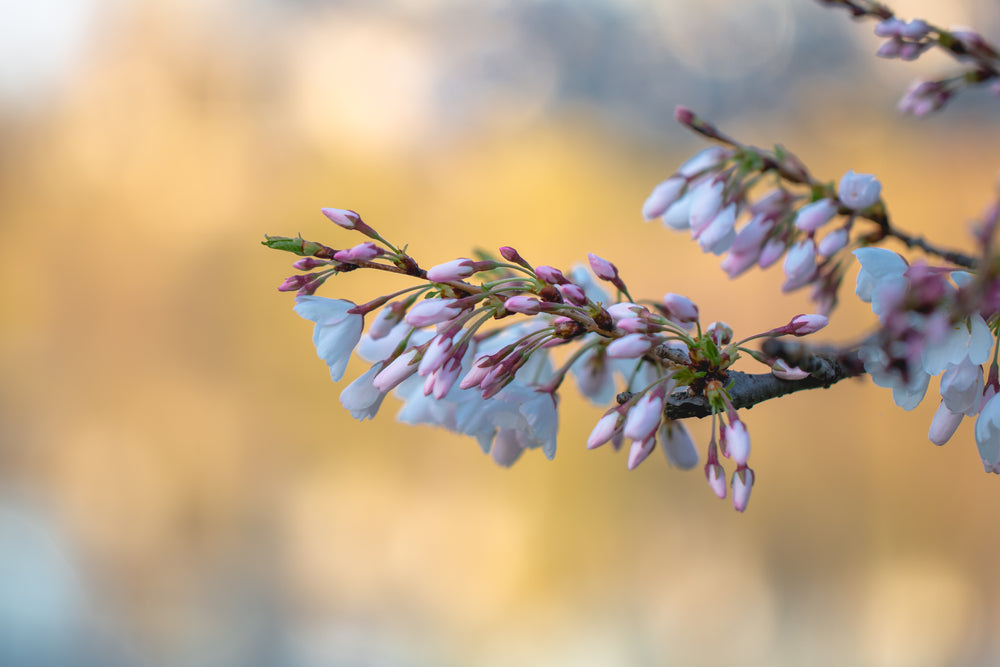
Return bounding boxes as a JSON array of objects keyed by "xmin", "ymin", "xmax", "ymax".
[
  {"xmin": 724, "ymin": 420, "xmax": 750, "ymax": 466},
  {"xmin": 643, "ymin": 176, "xmax": 686, "ymax": 220},
  {"xmin": 677, "ymin": 147, "xmax": 728, "ymax": 178},
  {"xmin": 721, "ymin": 249, "xmax": 760, "ymax": 279},
  {"xmin": 793, "ymin": 199, "xmax": 838, "ymax": 233},
  {"xmin": 499, "ymin": 246, "xmax": 527, "ymax": 265},
  {"xmin": 418, "ymin": 335, "xmax": 453, "ymax": 376},
  {"xmin": 624, "ymin": 392, "xmax": 664, "ymax": 442},
  {"xmin": 929, "ymin": 400, "xmax": 963, "ymax": 446},
  {"xmin": 606, "ymin": 333, "xmax": 653, "ymax": 359},
  {"xmin": 426, "ymin": 258, "xmax": 476, "ymax": 282},
  {"xmin": 404, "ymin": 299, "xmax": 463, "ymax": 327},
  {"xmin": 278, "ymin": 275, "xmax": 309, "ymax": 292},
  {"xmin": 817, "ymin": 228, "xmax": 849, "ymax": 257},
  {"xmin": 459, "ymin": 355, "xmax": 493, "ymax": 390},
  {"xmin": 588, "ymin": 412, "xmax": 623, "ymax": 449},
  {"xmin": 900, "ymin": 19, "xmax": 929, "ymax": 40},
  {"xmin": 606, "ymin": 302, "xmax": 645, "ymax": 322},
  {"xmin": 504, "ymin": 295, "xmax": 543, "ymax": 314},
  {"xmin": 373, "ymin": 349, "xmax": 419, "ymax": 391},
  {"xmin": 782, "ymin": 239, "xmax": 817, "ymax": 292},
  {"xmin": 673, "ymin": 105, "xmax": 695, "ymax": 126},
  {"xmin": 556, "ymin": 283, "xmax": 587, "ymax": 305},
  {"xmin": 898, "ymin": 41, "xmax": 930, "ymax": 61},
  {"xmin": 758, "ymin": 239, "xmax": 786, "ymax": 269},
  {"xmin": 874, "ymin": 18, "xmax": 906, "ymax": 38},
  {"xmin": 732, "ymin": 466, "xmax": 755, "ymax": 512},
  {"xmin": 789, "ymin": 313, "xmax": 828, "ymax": 335},
  {"xmin": 367, "ymin": 306, "xmax": 401, "ymax": 340},
  {"xmin": 293, "ymin": 257, "xmax": 327, "ymax": 270},
  {"xmin": 535, "ymin": 265, "xmax": 568, "ymax": 284},
  {"xmin": 662, "ymin": 293, "xmax": 699, "ymax": 322},
  {"xmin": 689, "ymin": 180, "xmax": 724, "ymax": 236},
  {"xmin": 698, "ymin": 204, "xmax": 737, "ymax": 255},
  {"xmin": 587, "ymin": 253, "xmax": 619, "ymax": 281},
  {"xmin": 876, "ymin": 37, "xmax": 904, "ymax": 58},
  {"xmin": 429, "ymin": 357, "xmax": 462, "ymax": 399},
  {"xmin": 333, "ymin": 241, "xmax": 382, "ymax": 262},
  {"xmin": 731, "ymin": 216, "xmax": 773, "ymax": 254},
  {"xmin": 838, "ymin": 170, "xmax": 882, "ymax": 210},
  {"xmin": 627, "ymin": 436, "xmax": 656, "ymax": 470},
  {"xmin": 705, "ymin": 462, "xmax": 727, "ymax": 499},
  {"xmin": 707, "ymin": 321, "xmax": 733, "ymax": 346},
  {"xmin": 321, "ymin": 207, "xmax": 363, "ymax": 229},
  {"xmin": 616, "ymin": 317, "xmax": 651, "ymax": 334}
]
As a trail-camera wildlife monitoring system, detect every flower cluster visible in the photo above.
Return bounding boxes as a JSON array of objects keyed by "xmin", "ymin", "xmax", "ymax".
[
  {"xmin": 644, "ymin": 110, "xmax": 890, "ymax": 315},
  {"xmin": 819, "ymin": 0, "xmax": 1000, "ymax": 115},
  {"xmin": 266, "ymin": 206, "xmax": 836, "ymax": 511},
  {"xmin": 266, "ymin": 0, "xmax": 1000, "ymax": 512},
  {"xmin": 851, "ymin": 247, "xmax": 1000, "ymax": 471}
]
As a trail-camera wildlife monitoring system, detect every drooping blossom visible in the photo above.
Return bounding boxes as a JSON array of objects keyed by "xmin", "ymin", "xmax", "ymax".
[{"xmin": 294, "ymin": 296, "xmax": 364, "ymax": 382}]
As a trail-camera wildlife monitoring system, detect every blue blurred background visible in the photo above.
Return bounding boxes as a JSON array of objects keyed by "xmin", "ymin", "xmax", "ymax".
[{"xmin": 2, "ymin": 0, "xmax": 1000, "ymax": 664}]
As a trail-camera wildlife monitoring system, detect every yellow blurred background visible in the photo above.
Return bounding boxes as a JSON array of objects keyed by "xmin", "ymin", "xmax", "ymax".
[{"xmin": 3, "ymin": 0, "xmax": 1000, "ymax": 665}]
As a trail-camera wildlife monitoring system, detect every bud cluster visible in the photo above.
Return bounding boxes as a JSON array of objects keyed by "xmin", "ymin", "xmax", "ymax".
[
  {"xmin": 267, "ymin": 206, "xmax": 837, "ymax": 511},
  {"xmin": 644, "ymin": 110, "xmax": 896, "ymax": 314},
  {"xmin": 265, "ymin": 0, "xmax": 1000, "ymax": 513}
]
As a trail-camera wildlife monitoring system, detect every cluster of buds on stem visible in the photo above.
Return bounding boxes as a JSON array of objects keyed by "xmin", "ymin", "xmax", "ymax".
[{"xmin": 266, "ymin": 206, "xmax": 837, "ymax": 511}]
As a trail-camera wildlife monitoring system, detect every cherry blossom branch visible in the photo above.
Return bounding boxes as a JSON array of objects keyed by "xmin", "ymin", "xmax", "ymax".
[
  {"xmin": 817, "ymin": 0, "xmax": 1000, "ymax": 115},
  {"xmin": 618, "ymin": 340, "xmax": 866, "ymax": 420},
  {"xmin": 860, "ymin": 212, "xmax": 977, "ymax": 269},
  {"xmin": 675, "ymin": 108, "xmax": 978, "ymax": 270}
]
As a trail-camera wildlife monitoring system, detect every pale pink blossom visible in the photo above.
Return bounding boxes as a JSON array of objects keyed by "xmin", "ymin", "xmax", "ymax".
[
  {"xmin": 838, "ymin": 171, "xmax": 882, "ymax": 210},
  {"xmin": 659, "ymin": 420, "xmax": 698, "ymax": 470},
  {"xmin": 940, "ymin": 357, "xmax": 984, "ymax": 416},
  {"xmin": 975, "ymin": 392, "xmax": 1000, "ymax": 473},
  {"xmin": 928, "ymin": 400, "xmax": 963, "ymax": 446},
  {"xmin": 572, "ymin": 343, "xmax": 617, "ymax": 405},
  {"xmin": 854, "ymin": 248, "xmax": 907, "ymax": 303},
  {"xmin": 294, "ymin": 296, "xmax": 364, "ymax": 382},
  {"xmin": 340, "ymin": 363, "xmax": 388, "ymax": 421}
]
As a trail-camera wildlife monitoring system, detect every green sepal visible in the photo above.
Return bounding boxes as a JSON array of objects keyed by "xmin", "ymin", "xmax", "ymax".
[{"xmin": 262, "ymin": 234, "xmax": 331, "ymax": 257}]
